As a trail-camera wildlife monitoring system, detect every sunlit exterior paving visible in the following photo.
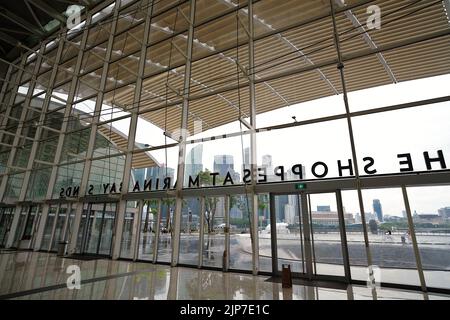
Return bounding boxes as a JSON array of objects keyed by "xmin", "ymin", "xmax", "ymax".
[{"xmin": 1, "ymin": 0, "xmax": 450, "ymax": 300}]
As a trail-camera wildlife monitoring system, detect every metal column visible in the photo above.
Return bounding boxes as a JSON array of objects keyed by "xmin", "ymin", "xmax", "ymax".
[
  {"xmin": 336, "ymin": 190, "xmax": 352, "ymax": 282},
  {"xmin": 113, "ymin": 0, "xmax": 155, "ymax": 260},
  {"xmin": 248, "ymin": 0, "xmax": 260, "ymax": 276},
  {"xmin": 329, "ymin": 0, "xmax": 374, "ymax": 274},
  {"xmin": 68, "ymin": 0, "xmax": 121, "ymax": 255},
  {"xmin": 171, "ymin": 0, "xmax": 197, "ymax": 267},
  {"xmin": 402, "ymin": 185, "xmax": 428, "ymax": 293},
  {"xmin": 38, "ymin": 14, "xmax": 94, "ymax": 251}
]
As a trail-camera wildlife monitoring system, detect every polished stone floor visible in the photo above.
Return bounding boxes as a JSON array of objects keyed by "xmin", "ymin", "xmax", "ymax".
[{"xmin": 0, "ymin": 251, "xmax": 449, "ymax": 300}]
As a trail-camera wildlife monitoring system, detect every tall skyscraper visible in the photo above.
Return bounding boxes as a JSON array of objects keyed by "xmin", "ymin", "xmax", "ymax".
[
  {"xmin": 184, "ymin": 144, "xmax": 203, "ymax": 186},
  {"xmin": 261, "ymin": 154, "xmax": 273, "ymax": 174},
  {"xmin": 243, "ymin": 147, "xmax": 250, "ymax": 171},
  {"xmin": 214, "ymin": 154, "xmax": 235, "ymax": 177},
  {"xmin": 373, "ymin": 199, "xmax": 383, "ymax": 222}
]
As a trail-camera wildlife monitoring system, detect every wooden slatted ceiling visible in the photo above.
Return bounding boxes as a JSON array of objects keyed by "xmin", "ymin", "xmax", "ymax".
[
  {"xmin": 38, "ymin": 0, "xmax": 450, "ymax": 138},
  {"xmin": 97, "ymin": 124, "xmax": 160, "ymax": 169}
]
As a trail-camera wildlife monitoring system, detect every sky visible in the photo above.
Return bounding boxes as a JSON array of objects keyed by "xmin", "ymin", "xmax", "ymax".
[
  {"xmin": 139, "ymin": 74, "xmax": 450, "ymax": 216},
  {"xmin": 29, "ymin": 73, "xmax": 450, "ymax": 216}
]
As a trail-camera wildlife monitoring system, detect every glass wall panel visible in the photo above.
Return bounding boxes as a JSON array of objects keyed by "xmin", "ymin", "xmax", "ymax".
[
  {"xmin": 81, "ymin": 202, "xmax": 117, "ymax": 256},
  {"xmin": 12, "ymin": 207, "xmax": 29, "ymax": 246},
  {"xmin": 35, "ymin": 137, "xmax": 59, "ymax": 163},
  {"xmin": 202, "ymin": 196, "xmax": 226, "ymax": 268},
  {"xmin": 229, "ymin": 194, "xmax": 252, "ymax": 271},
  {"xmin": 0, "ymin": 147, "xmax": 11, "ymax": 174},
  {"xmin": 9, "ymin": 104, "xmax": 24, "ymax": 119},
  {"xmin": 41, "ymin": 205, "xmax": 58, "ymax": 250},
  {"xmin": 353, "ymin": 103, "xmax": 450, "ymax": 176},
  {"xmin": 258, "ymin": 193, "xmax": 272, "ymax": 272},
  {"xmin": 120, "ymin": 201, "xmax": 138, "ymax": 259},
  {"xmin": 93, "ymin": 119, "xmax": 130, "ymax": 158},
  {"xmin": 51, "ymin": 205, "xmax": 68, "ymax": 251},
  {"xmin": 341, "ymin": 190, "xmax": 368, "ymax": 282},
  {"xmin": 156, "ymin": 198, "xmax": 175, "ymax": 263},
  {"xmin": 138, "ymin": 199, "xmax": 158, "ymax": 261},
  {"xmin": 60, "ymin": 128, "xmax": 91, "ymax": 163},
  {"xmin": 406, "ymin": 185, "xmax": 450, "ymax": 290},
  {"xmin": 12, "ymin": 141, "xmax": 33, "ymax": 169},
  {"xmin": 129, "ymin": 145, "xmax": 178, "ymax": 193},
  {"xmin": 55, "ymin": 57, "xmax": 77, "ymax": 86},
  {"xmin": 99, "ymin": 203, "xmax": 117, "ymax": 255},
  {"xmin": 0, "ymin": 207, "xmax": 14, "ymax": 247},
  {"xmin": 256, "ymin": 120, "xmax": 352, "ymax": 182},
  {"xmin": 308, "ymin": 193, "xmax": 345, "ymax": 277},
  {"xmin": 53, "ymin": 162, "xmax": 84, "ymax": 199},
  {"xmin": 65, "ymin": 205, "xmax": 76, "ymax": 245},
  {"xmin": 3, "ymin": 173, "xmax": 25, "ymax": 202},
  {"xmin": 25, "ymin": 166, "xmax": 52, "ymax": 201},
  {"xmin": 274, "ymin": 194, "xmax": 304, "ymax": 273},
  {"xmin": 362, "ymin": 188, "xmax": 420, "ymax": 287},
  {"xmin": 88, "ymin": 155, "xmax": 126, "ymax": 195},
  {"xmin": 179, "ymin": 197, "xmax": 200, "ymax": 265},
  {"xmin": 61, "ymin": 32, "xmax": 82, "ymax": 61}
]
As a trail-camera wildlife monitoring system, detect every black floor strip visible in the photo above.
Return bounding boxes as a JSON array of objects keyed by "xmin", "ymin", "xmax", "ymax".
[{"xmin": 0, "ymin": 268, "xmax": 156, "ymax": 300}]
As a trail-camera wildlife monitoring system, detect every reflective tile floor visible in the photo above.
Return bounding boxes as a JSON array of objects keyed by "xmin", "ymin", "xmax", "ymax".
[{"xmin": 0, "ymin": 251, "xmax": 449, "ymax": 300}]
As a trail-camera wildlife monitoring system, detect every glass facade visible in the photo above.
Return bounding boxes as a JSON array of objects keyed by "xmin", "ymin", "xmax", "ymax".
[{"xmin": 0, "ymin": 0, "xmax": 449, "ymax": 294}]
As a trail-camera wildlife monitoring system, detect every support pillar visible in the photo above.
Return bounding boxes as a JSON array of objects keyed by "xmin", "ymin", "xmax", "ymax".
[{"xmin": 171, "ymin": 0, "xmax": 197, "ymax": 267}]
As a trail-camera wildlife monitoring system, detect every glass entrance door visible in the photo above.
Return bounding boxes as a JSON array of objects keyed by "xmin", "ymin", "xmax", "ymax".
[
  {"xmin": 271, "ymin": 191, "xmax": 350, "ymax": 282},
  {"xmin": 0, "ymin": 207, "xmax": 14, "ymax": 247},
  {"xmin": 307, "ymin": 192, "xmax": 348, "ymax": 279},
  {"xmin": 81, "ymin": 202, "xmax": 117, "ymax": 256},
  {"xmin": 13, "ymin": 205, "xmax": 41, "ymax": 249}
]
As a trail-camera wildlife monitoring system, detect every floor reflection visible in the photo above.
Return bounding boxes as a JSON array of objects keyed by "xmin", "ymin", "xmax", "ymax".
[{"xmin": 0, "ymin": 251, "xmax": 448, "ymax": 300}]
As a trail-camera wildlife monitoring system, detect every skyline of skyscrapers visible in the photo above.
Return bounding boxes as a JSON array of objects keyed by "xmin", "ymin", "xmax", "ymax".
[{"xmin": 373, "ymin": 199, "xmax": 384, "ymax": 222}]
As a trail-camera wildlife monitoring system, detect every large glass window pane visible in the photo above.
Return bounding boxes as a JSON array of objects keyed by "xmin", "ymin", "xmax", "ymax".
[
  {"xmin": 229, "ymin": 194, "xmax": 252, "ymax": 271},
  {"xmin": 3, "ymin": 173, "xmax": 25, "ymax": 203},
  {"xmin": 353, "ymin": 103, "xmax": 450, "ymax": 176},
  {"xmin": 53, "ymin": 162, "xmax": 84, "ymax": 199},
  {"xmin": 138, "ymin": 199, "xmax": 158, "ymax": 261},
  {"xmin": 88, "ymin": 155, "xmax": 126, "ymax": 195},
  {"xmin": 60, "ymin": 128, "xmax": 91, "ymax": 164},
  {"xmin": 308, "ymin": 193, "xmax": 345, "ymax": 277},
  {"xmin": 362, "ymin": 188, "xmax": 420, "ymax": 287},
  {"xmin": 202, "ymin": 196, "xmax": 226, "ymax": 268},
  {"xmin": 41, "ymin": 205, "xmax": 57, "ymax": 250},
  {"xmin": 407, "ymin": 185, "xmax": 450, "ymax": 290},
  {"xmin": 120, "ymin": 201, "xmax": 138, "ymax": 259},
  {"xmin": 179, "ymin": 197, "xmax": 200, "ymax": 266},
  {"xmin": 25, "ymin": 166, "xmax": 52, "ymax": 201},
  {"xmin": 341, "ymin": 190, "xmax": 368, "ymax": 282},
  {"xmin": 51, "ymin": 206, "xmax": 68, "ymax": 251},
  {"xmin": 274, "ymin": 194, "xmax": 304, "ymax": 273},
  {"xmin": 98, "ymin": 203, "xmax": 116, "ymax": 255},
  {"xmin": 258, "ymin": 194, "xmax": 272, "ymax": 272},
  {"xmin": 157, "ymin": 198, "xmax": 175, "ymax": 263}
]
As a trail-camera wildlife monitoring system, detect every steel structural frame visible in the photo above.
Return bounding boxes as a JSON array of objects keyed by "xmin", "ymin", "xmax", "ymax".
[{"xmin": 0, "ymin": 0, "xmax": 448, "ymax": 294}]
